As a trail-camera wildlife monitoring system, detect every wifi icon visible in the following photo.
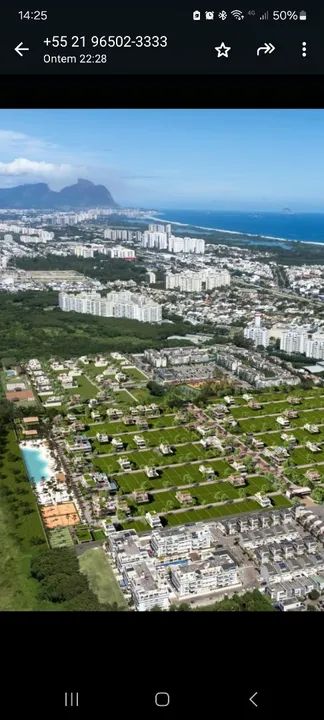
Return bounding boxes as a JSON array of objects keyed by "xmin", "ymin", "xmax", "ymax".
[{"xmin": 231, "ymin": 9, "xmax": 244, "ymax": 20}]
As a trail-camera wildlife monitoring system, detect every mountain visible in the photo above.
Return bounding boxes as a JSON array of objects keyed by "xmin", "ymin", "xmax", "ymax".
[{"xmin": 0, "ymin": 178, "xmax": 118, "ymax": 209}]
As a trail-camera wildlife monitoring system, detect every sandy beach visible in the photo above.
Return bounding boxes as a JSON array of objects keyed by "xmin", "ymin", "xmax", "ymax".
[{"xmin": 143, "ymin": 214, "xmax": 324, "ymax": 247}]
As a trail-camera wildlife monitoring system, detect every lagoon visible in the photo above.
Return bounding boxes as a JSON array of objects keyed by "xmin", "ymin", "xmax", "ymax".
[{"xmin": 21, "ymin": 446, "xmax": 51, "ymax": 484}]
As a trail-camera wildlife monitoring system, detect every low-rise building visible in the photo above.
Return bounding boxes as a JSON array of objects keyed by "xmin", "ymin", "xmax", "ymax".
[{"xmin": 170, "ymin": 551, "xmax": 240, "ymax": 598}]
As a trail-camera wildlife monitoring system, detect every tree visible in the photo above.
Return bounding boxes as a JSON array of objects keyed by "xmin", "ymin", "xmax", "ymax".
[
  {"xmin": 311, "ymin": 488, "xmax": 324, "ymax": 503},
  {"xmin": 147, "ymin": 381, "xmax": 165, "ymax": 397},
  {"xmin": 309, "ymin": 589, "xmax": 320, "ymax": 601},
  {"xmin": 170, "ymin": 603, "xmax": 191, "ymax": 611}
]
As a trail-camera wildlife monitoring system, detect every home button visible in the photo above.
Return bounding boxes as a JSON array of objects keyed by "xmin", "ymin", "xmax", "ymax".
[{"xmin": 155, "ymin": 692, "xmax": 170, "ymax": 708}]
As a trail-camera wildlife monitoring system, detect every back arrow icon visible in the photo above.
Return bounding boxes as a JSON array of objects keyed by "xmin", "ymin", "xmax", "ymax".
[
  {"xmin": 15, "ymin": 42, "xmax": 30, "ymax": 57},
  {"xmin": 249, "ymin": 692, "xmax": 258, "ymax": 708},
  {"xmin": 257, "ymin": 43, "xmax": 275, "ymax": 56}
]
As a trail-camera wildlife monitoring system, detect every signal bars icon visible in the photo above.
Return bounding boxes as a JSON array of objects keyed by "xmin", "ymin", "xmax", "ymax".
[{"xmin": 260, "ymin": 11, "xmax": 269, "ymax": 20}]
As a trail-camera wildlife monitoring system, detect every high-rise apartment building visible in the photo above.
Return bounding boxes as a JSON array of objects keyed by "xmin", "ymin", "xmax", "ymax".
[
  {"xmin": 167, "ymin": 235, "xmax": 205, "ymax": 254},
  {"xmin": 280, "ymin": 327, "xmax": 309, "ymax": 354},
  {"xmin": 59, "ymin": 290, "xmax": 162, "ymax": 323},
  {"xmin": 244, "ymin": 315, "xmax": 269, "ymax": 348},
  {"xmin": 74, "ymin": 245, "xmax": 94, "ymax": 258},
  {"xmin": 165, "ymin": 269, "xmax": 230, "ymax": 292}
]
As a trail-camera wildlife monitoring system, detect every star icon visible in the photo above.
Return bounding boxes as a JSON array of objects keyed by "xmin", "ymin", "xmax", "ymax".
[{"xmin": 214, "ymin": 41, "xmax": 231, "ymax": 58}]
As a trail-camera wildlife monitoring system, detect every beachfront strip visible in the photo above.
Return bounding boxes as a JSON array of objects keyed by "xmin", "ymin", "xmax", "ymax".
[{"xmin": 4, "ymin": 348, "xmax": 324, "ymax": 610}]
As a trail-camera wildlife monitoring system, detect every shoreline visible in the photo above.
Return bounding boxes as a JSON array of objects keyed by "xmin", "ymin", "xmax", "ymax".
[{"xmin": 143, "ymin": 213, "xmax": 324, "ymax": 247}]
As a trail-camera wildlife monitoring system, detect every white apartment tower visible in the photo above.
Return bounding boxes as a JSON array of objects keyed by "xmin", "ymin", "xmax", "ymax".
[
  {"xmin": 59, "ymin": 290, "xmax": 162, "ymax": 323},
  {"xmin": 165, "ymin": 269, "xmax": 230, "ymax": 292},
  {"xmin": 280, "ymin": 327, "xmax": 309, "ymax": 354},
  {"xmin": 244, "ymin": 315, "xmax": 269, "ymax": 348}
]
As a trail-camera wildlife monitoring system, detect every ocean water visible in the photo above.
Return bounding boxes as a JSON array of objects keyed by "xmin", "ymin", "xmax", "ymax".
[
  {"xmin": 21, "ymin": 446, "xmax": 50, "ymax": 484},
  {"xmin": 153, "ymin": 210, "xmax": 324, "ymax": 244}
]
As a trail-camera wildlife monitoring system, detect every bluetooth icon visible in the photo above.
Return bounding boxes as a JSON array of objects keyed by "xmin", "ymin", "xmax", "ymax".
[{"xmin": 218, "ymin": 10, "xmax": 227, "ymax": 20}]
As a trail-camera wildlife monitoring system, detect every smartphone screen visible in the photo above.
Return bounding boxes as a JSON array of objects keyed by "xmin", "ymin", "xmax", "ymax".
[{"xmin": 0, "ymin": 2, "xmax": 323, "ymax": 717}]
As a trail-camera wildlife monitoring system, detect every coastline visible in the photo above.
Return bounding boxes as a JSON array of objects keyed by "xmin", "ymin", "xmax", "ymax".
[{"xmin": 143, "ymin": 213, "xmax": 324, "ymax": 247}]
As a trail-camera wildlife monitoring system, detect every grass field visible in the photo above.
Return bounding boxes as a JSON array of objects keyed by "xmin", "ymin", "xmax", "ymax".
[
  {"xmin": 75, "ymin": 525, "xmax": 92, "ymax": 542},
  {"xmin": 289, "ymin": 447, "xmax": 324, "ymax": 466},
  {"xmin": 161, "ymin": 494, "xmax": 291, "ymax": 527},
  {"xmin": 49, "ymin": 528, "xmax": 73, "ymax": 548},
  {"xmin": 79, "ymin": 547, "xmax": 127, "ymax": 608},
  {"xmin": 94, "ymin": 426, "xmax": 199, "ymax": 453},
  {"xmin": 122, "ymin": 366, "xmax": 148, "ymax": 381},
  {"xmin": 64, "ymin": 374, "xmax": 98, "ymax": 401},
  {"xmin": 104, "ymin": 457, "xmax": 233, "ymax": 494},
  {"xmin": 86, "ymin": 414, "xmax": 178, "ymax": 438},
  {"xmin": 162, "ymin": 501, "xmax": 263, "ymax": 526}
]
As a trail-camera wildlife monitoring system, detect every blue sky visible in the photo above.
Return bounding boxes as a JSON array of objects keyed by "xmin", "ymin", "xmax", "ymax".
[{"xmin": 0, "ymin": 109, "xmax": 323, "ymax": 211}]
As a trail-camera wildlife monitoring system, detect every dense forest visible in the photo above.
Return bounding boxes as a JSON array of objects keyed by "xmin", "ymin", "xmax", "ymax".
[
  {"xmin": 168, "ymin": 590, "xmax": 275, "ymax": 612},
  {"xmin": 0, "ymin": 291, "xmax": 194, "ymax": 362},
  {"xmin": 14, "ymin": 254, "xmax": 148, "ymax": 283}
]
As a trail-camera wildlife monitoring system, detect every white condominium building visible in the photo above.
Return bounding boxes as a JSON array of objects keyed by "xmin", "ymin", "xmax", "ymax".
[
  {"xmin": 74, "ymin": 245, "xmax": 94, "ymax": 258},
  {"xmin": 168, "ymin": 236, "xmax": 205, "ymax": 254},
  {"xmin": 59, "ymin": 290, "xmax": 162, "ymax": 323},
  {"xmin": 148, "ymin": 223, "xmax": 172, "ymax": 236},
  {"xmin": 165, "ymin": 269, "xmax": 230, "ymax": 292},
  {"xmin": 141, "ymin": 230, "xmax": 168, "ymax": 250},
  {"xmin": 141, "ymin": 227, "xmax": 204, "ymax": 254},
  {"xmin": 305, "ymin": 334, "xmax": 324, "ymax": 360},
  {"xmin": 170, "ymin": 551, "xmax": 239, "ymax": 598},
  {"xmin": 147, "ymin": 271, "xmax": 156, "ymax": 284},
  {"xmin": 123, "ymin": 561, "xmax": 170, "ymax": 611},
  {"xmin": 280, "ymin": 326, "xmax": 309, "ymax": 354},
  {"xmin": 103, "ymin": 228, "xmax": 137, "ymax": 241},
  {"xmin": 244, "ymin": 314, "xmax": 269, "ymax": 348},
  {"xmin": 104, "ymin": 245, "xmax": 136, "ymax": 259},
  {"xmin": 150, "ymin": 525, "xmax": 211, "ymax": 560}
]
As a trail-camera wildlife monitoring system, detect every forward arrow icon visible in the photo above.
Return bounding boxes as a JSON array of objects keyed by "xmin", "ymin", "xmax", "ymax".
[{"xmin": 257, "ymin": 43, "xmax": 275, "ymax": 56}]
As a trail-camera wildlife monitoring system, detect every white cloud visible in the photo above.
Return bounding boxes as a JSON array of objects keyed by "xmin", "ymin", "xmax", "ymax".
[
  {"xmin": 0, "ymin": 130, "xmax": 29, "ymax": 142},
  {"xmin": 0, "ymin": 157, "xmax": 74, "ymax": 177},
  {"xmin": 0, "ymin": 129, "xmax": 58, "ymax": 153}
]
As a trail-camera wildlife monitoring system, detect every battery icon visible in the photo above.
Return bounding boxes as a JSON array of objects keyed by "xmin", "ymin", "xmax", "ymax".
[{"xmin": 299, "ymin": 10, "xmax": 307, "ymax": 20}]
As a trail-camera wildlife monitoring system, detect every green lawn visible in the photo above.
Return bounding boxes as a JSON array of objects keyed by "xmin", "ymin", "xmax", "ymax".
[
  {"xmin": 91, "ymin": 528, "xmax": 106, "ymax": 541},
  {"xmin": 75, "ymin": 525, "xmax": 92, "ymax": 542},
  {"xmin": 231, "ymin": 400, "xmax": 290, "ymax": 419},
  {"xmin": 94, "ymin": 426, "xmax": 199, "ymax": 453},
  {"xmin": 79, "ymin": 547, "xmax": 127, "ymax": 608},
  {"xmin": 106, "ymin": 457, "xmax": 233, "ymax": 494},
  {"xmin": 239, "ymin": 416, "xmax": 284, "ymax": 433},
  {"xmin": 162, "ymin": 500, "xmax": 263, "ymax": 526},
  {"xmin": 122, "ymin": 366, "xmax": 148, "ymax": 381},
  {"xmin": 290, "ymin": 447, "xmax": 324, "ymax": 466},
  {"xmin": 86, "ymin": 414, "xmax": 177, "ymax": 438},
  {"xmin": 49, "ymin": 527, "xmax": 74, "ymax": 548},
  {"xmin": 64, "ymin": 374, "xmax": 98, "ymax": 401},
  {"xmin": 162, "ymin": 495, "xmax": 291, "ymax": 527}
]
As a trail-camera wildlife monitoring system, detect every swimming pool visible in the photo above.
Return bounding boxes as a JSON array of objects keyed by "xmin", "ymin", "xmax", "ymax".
[{"xmin": 21, "ymin": 446, "xmax": 51, "ymax": 484}]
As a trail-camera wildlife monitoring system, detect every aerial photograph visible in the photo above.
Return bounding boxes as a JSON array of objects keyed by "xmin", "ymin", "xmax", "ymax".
[{"xmin": 1, "ymin": 108, "xmax": 324, "ymax": 612}]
